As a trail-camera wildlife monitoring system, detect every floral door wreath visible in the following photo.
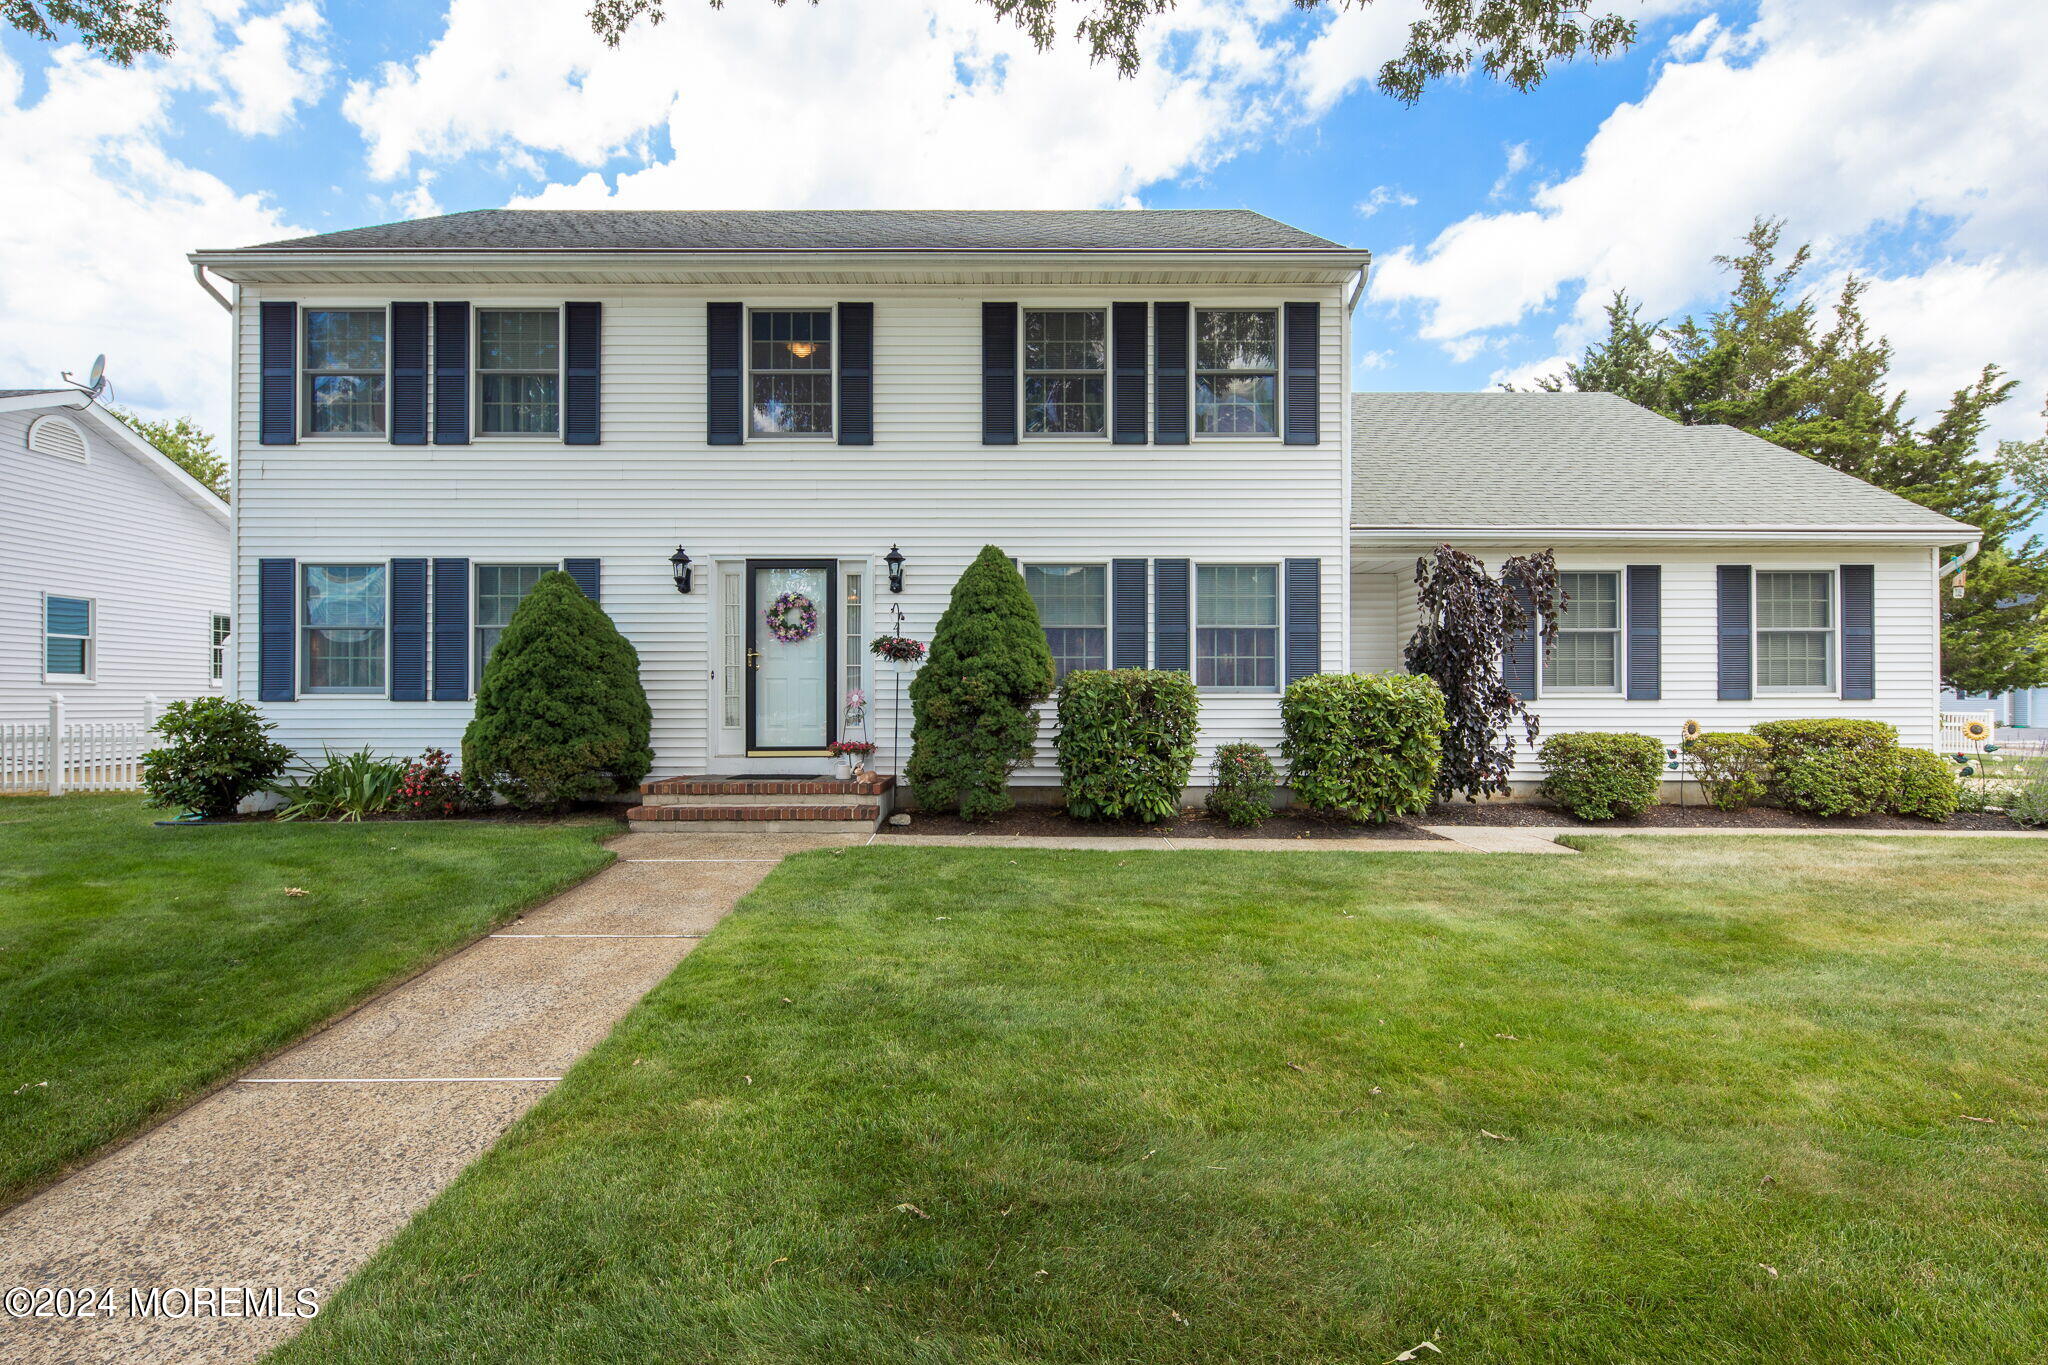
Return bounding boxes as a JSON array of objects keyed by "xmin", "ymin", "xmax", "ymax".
[{"xmin": 765, "ymin": 591, "xmax": 819, "ymax": 644}]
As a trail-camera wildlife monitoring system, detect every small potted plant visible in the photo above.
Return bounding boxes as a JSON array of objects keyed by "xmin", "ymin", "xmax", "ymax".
[
  {"xmin": 828, "ymin": 739, "xmax": 876, "ymax": 778},
  {"xmin": 869, "ymin": 634, "xmax": 926, "ymax": 664}
]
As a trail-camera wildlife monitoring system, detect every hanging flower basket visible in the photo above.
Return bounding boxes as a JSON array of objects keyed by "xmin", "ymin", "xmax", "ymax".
[
  {"xmin": 869, "ymin": 634, "xmax": 926, "ymax": 663},
  {"xmin": 765, "ymin": 592, "xmax": 818, "ymax": 644}
]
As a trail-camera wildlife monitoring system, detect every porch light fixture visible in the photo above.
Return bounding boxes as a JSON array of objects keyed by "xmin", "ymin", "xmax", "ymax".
[
  {"xmin": 669, "ymin": 545, "xmax": 693, "ymax": 595},
  {"xmin": 885, "ymin": 544, "xmax": 905, "ymax": 594}
]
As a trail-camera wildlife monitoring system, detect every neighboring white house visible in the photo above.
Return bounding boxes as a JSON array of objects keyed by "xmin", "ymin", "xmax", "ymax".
[
  {"xmin": 0, "ymin": 389, "xmax": 231, "ymax": 723},
  {"xmin": 186, "ymin": 209, "xmax": 1978, "ymax": 799}
]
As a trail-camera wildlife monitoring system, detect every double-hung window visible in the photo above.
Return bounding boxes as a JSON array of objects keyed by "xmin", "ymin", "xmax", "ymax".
[
  {"xmin": 1023, "ymin": 310, "xmax": 1107, "ymax": 435},
  {"xmin": 749, "ymin": 310, "xmax": 833, "ymax": 435},
  {"xmin": 44, "ymin": 595, "xmax": 93, "ymax": 679},
  {"xmin": 477, "ymin": 309, "xmax": 561, "ymax": 434},
  {"xmin": 304, "ymin": 309, "xmax": 387, "ymax": 434},
  {"xmin": 301, "ymin": 565, "xmax": 387, "ymax": 694},
  {"xmin": 1195, "ymin": 565, "xmax": 1278, "ymax": 690},
  {"xmin": 211, "ymin": 613, "xmax": 231, "ymax": 685},
  {"xmin": 476, "ymin": 564, "xmax": 554, "ymax": 668},
  {"xmin": 1025, "ymin": 565, "xmax": 1108, "ymax": 680},
  {"xmin": 1756, "ymin": 570, "xmax": 1834, "ymax": 690},
  {"xmin": 1194, "ymin": 309, "xmax": 1278, "ymax": 435},
  {"xmin": 1545, "ymin": 571, "xmax": 1621, "ymax": 691}
]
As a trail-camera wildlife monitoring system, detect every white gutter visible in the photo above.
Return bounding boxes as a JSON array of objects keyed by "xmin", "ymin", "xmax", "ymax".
[
  {"xmin": 1352, "ymin": 525, "xmax": 1980, "ymax": 544},
  {"xmin": 192, "ymin": 262, "xmax": 233, "ymax": 313}
]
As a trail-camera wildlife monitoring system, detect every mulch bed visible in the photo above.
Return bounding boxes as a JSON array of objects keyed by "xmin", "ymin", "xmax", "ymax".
[
  {"xmin": 897, "ymin": 806, "xmax": 1446, "ymax": 841},
  {"xmin": 1418, "ymin": 801, "xmax": 2024, "ymax": 832}
]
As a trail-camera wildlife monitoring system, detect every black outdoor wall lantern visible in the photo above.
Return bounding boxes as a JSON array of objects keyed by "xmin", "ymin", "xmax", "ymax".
[
  {"xmin": 670, "ymin": 546, "xmax": 693, "ymax": 595},
  {"xmin": 885, "ymin": 544, "xmax": 905, "ymax": 594}
]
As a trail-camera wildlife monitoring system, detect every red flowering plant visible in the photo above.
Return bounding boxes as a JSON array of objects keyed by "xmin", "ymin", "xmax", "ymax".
[
  {"xmin": 394, "ymin": 748, "xmax": 473, "ymax": 818},
  {"xmin": 827, "ymin": 740, "xmax": 877, "ymax": 758},
  {"xmin": 868, "ymin": 634, "xmax": 926, "ymax": 664}
]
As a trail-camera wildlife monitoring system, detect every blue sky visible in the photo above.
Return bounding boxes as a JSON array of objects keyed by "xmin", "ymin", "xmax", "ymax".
[{"xmin": 0, "ymin": 0, "xmax": 2041, "ymax": 453}]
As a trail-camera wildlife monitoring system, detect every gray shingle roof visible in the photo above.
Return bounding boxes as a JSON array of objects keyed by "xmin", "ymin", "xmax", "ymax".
[
  {"xmin": 1351, "ymin": 392, "xmax": 1973, "ymax": 533},
  {"xmin": 238, "ymin": 209, "xmax": 1348, "ymax": 253},
  {"xmin": 0, "ymin": 388, "xmax": 66, "ymax": 399}
]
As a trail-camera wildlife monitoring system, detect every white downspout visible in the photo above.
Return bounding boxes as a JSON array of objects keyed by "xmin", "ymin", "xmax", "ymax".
[
  {"xmin": 192, "ymin": 262, "xmax": 232, "ymax": 313},
  {"xmin": 1938, "ymin": 540, "xmax": 1980, "ymax": 589}
]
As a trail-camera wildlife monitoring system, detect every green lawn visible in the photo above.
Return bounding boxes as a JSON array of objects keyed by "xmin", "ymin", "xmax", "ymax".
[
  {"xmin": 272, "ymin": 837, "xmax": 2048, "ymax": 1364},
  {"xmin": 0, "ymin": 796, "xmax": 617, "ymax": 1205}
]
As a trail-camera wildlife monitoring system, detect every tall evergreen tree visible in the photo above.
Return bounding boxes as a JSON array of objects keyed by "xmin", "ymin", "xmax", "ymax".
[{"xmin": 1535, "ymin": 219, "xmax": 2047, "ymax": 694}]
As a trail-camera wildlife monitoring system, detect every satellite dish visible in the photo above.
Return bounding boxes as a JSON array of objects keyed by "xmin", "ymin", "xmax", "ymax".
[{"xmin": 61, "ymin": 354, "xmax": 109, "ymax": 401}]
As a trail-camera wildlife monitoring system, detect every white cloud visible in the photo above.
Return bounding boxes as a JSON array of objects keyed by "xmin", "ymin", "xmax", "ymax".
[
  {"xmin": 1369, "ymin": 0, "xmax": 2048, "ymax": 436},
  {"xmin": 1488, "ymin": 141, "xmax": 1532, "ymax": 201},
  {"xmin": 177, "ymin": 0, "xmax": 332, "ymax": 136},
  {"xmin": 1356, "ymin": 185, "xmax": 1418, "ymax": 217}
]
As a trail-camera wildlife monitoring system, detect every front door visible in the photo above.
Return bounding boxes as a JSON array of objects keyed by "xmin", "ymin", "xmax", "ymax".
[{"xmin": 746, "ymin": 560, "xmax": 837, "ymax": 755}]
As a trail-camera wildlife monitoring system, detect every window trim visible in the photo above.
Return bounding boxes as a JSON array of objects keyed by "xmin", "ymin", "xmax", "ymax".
[
  {"xmin": 42, "ymin": 592, "xmax": 95, "ymax": 684},
  {"xmin": 1191, "ymin": 306, "xmax": 1283, "ymax": 442},
  {"xmin": 298, "ymin": 562, "xmax": 390, "ymax": 696},
  {"xmin": 1019, "ymin": 305, "xmax": 1112, "ymax": 440},
  {"xmin": 1193, "ymin": 560, "xmax": 1282, "ymax": 694},
  {"xmin": 210, "ymin": 612, "xmax": 231, "ymax": 688},
  {"xmin": 745, "ymin": 304, "xmax": 837, "ymax": 440},
  {"xmin": 300, "ymin": 304, "xmax": 391, "ymax": 439},
  {"xmin": 1023, "ymin": 561, "xmax": 1113, "ymax": 680},
  {"xmin": 1542, "ymin": 568, "xmax": 1625, "ymax": 696},
  {"xmin": 473, "ymin": 304, "xmax": 565, "ymax": 439},
  {"xmin": 1753, "ymin": 567, "xmax": 1838, "ymax": 695},
  {"xmin": 472, "ymin": 560, "xmax": 562, "ymax": 680}
]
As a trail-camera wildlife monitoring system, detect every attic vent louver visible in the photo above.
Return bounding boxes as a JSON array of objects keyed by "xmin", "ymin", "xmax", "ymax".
[{"xmin": 26, "ymin": 414, "xmax": 87, "ymax": 462}]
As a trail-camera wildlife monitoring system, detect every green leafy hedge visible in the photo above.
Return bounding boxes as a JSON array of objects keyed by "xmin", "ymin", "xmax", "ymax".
[
  {"xmin": 1280, "ymin": 672, "xmax": 1446, "ymax": 824},
  {"xmin": 1538, "ymin": 732, "xmax": 1666, "ymax": 820},
  {"xmin": 141, "ymin": 697, "xmax": 295, "ymax": 818},
  {"xmin": 1752, "ymin": 718, "xmax": 1900, "ymax": 818},
  {"xmin": 1054, "ymin": 669, "xmax": 1200, "ymax": 823},
  {"xmin": 1206, "ymin": 742, "xmax": 1277, "ymax": 828},
  {"xmin": 1684, "ymin": 732, "xmax": 1771, "ymax": 811},
  {"xmin": 1891, "ymin": 746, "xmax": 1960, "ymax": 821}
]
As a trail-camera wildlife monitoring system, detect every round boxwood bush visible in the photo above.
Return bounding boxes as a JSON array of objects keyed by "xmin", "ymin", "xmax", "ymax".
[
  {"xmin": 141, "ymin": 696, "xmax": 295, "ymax": 818},
  {"xmin": 462, "ymin": 570, "xmax": 652, "ymax": 811},
  {"xmin": 905, "ymin": 546, "xmax": 1056, "ymax": 821},
  {"xmin": 1752, "ymin": 718, "xmax": 1900, "ymax": 818},
  {"xmin": 1280, "ymin": 672, "xmax": 1446, "ymax": 824},
  {"xmin": 1683, "ymin": 731, "xmax": 1771, "ymax": 811},
  {"xmin": 1538, "ymin": 732, "xmax": 1666, "ymax": 820},
  {"xmin": 1054, "ymin": 668, "xmax": 1200, "ymax": 822},
  {"xmin": 1206, "ymin": 742, "xmax": 1277, "ymax": 828},
  {"xmin": 1891, "ymin": 746, "xmax": 1960, "ymax": 821}
]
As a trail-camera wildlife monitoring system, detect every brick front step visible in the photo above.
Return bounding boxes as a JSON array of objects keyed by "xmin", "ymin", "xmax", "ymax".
[
  {"xmin": 626, "ymin": 803, "xmax": 882, "ymax": 823},
  {"xmin": 641, "ymin": 774, "xmax": 893, "ymax": 799}
]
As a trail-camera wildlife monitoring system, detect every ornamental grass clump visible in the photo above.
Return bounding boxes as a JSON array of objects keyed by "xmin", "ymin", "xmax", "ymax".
[
  {"xmin": 1206, "ymin": 742, "xmax": 1277, "ymax": 828},
  {"xmin": 463, "ymin": 571, "xmax": 652, "ymax": 811},
  {"xmin": 905, "ymin": 546, "xmax": 1056, "ymax": 821},
  {"xmin": 1753, "ymin": 718, "xmax": 1900, "ymax": 818},
  {"xmin": 1538, "ymin": 732, "xmax": 1665, "ymax": 820},
  {"xmin": 1053, "ymin": 669, "xmax": 1199, "ymax": 823},
  {"xmin": 1280, "ymin": 672, "xmax": 1446, "ymax": 824},
  {"xmin": 1683, "ymin": 731, "xmax": 1771, "ymax": 811}
]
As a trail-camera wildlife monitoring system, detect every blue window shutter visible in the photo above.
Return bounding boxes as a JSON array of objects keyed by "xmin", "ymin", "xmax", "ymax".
[
  {"xmin": 1153, "ymin": 558, "xmax": 1190, "ymax": 672},
  {"xmin": 1283, "ymin": 302, "xmax": 1320, "ymax": 445},
  {"xmin": 1625, "ymin": 565, "xmax": 1661, "ymax": 700},
  {"xmin": 433, "ymin": 301, "xmax": 470, "ymax": 445},
  {"xmin": 1284, "ymin": 558, "xmax": 1321, "ymax": 684},
  {"xmin": 565, "ymin": 558, "xmax": 601, "ymax": 602},
  {"xmin": 1717, "ymin": 564, "xmax": 1753, "ymax": 700},
  {"xmin": 1112, "ymin": 302, "xmax": 1148, "ymax": 445},
  {"xmin": 259, "ymin": 302, "xmax": 296, "ymax": 446},
  {"xmin": 707, "ymin": 302, "xmax": 743, "ymax": 446},
  {"xmin": 838, "ymin": 302, "xmax": 874, "ymax": 446},
  {"xmin": 1153, "ymin": 302, "xmax": 1189, "ymax": 445},
  {"xmin": 1841, "ymin": 564, "xmax": 1875, "ymax": 699},
  {"xmin": 390, "ymin": 303, "xmax": 429, "ymax": 446},
  {"xmin": 432, "ymin": 558, "xmax": 470, "ymax": 700},
  {"xmin": 564, "ymin": 302, "xmax": 602, "ymax": 445},
  {"xmin": 982, "ymin": 302, "xmax": 1017, "ymax": 445},
  {"xmin": 258, "ymin": 558, "xmax": 295, "ymax": 701},
  {"xmin": 1112, "ymin": 558, "xmax": 1148, "ymax": 667},
  {"xmin": 389, "ymin": 558, "xmax": 428, "ymax": 700},
  {"xmin": 1502, "ymin": 579, "xmax": 1538, "ymax": 700}
]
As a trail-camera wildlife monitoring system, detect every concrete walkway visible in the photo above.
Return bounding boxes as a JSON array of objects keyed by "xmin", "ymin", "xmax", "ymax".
[{"xmin": 0, "ymin": 831, "xmax": 865, "ymax": 1365}]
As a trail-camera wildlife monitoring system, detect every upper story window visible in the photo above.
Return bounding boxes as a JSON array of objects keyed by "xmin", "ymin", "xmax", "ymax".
[
  {"xmin": 44, "ymin": 595, "xmax": 93, "ymax": 679},
  {"xmin": 1025, "ymin": 564, "xmax": 1108, "ymax": 679},
  {"xmin": 304, "ymin": 309, "xmax": 387, "ymax": 435},
  {"xmin": 1757, "ymin": 570, "xmax": 1834, "ymax": 691},
  {"xmin": 1195, "ymin": 564, "xmax": 1278, "ymax": 691},
  {"xmin": 1545, "ymin": 571, "xmax": 1621, "ymax": 691},
  {"xmin": 1194, "ymin": 309, "xmax": 1278, "ymax": 436},
  {"xmin": 211, "ymin": 613, "xmax": 231, "ymax": 684},
  {"xmin": 476, "ymin": 563, "xmax": 554, "ymax": 668},
  {"xmin": 301, "ymin": 564, "xmax": 386, "ymax": 694},
  {"xmin": 478, "ymin": 310, "xmax": 561, "ymax": 435},
  {"xmin": 1023, "ymin": 310, "xmax": 1107, "ymax": 435},
  {"xmin": 750, "ymin": 310, "xmax": 833, "ymax": 435}
]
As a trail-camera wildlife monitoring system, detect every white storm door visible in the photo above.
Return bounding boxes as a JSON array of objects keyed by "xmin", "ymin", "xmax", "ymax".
[{"xmin": 747, "ymin": 561, "xmax": 836, "ymax": 753}]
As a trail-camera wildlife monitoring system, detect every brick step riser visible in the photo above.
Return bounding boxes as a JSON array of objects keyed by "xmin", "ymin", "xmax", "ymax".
[
  {"xmin": 627, "ymin": 805, "xmax": 881, "ymax": 823},
  {"xmin": 627, "ymin": 819, "xmax": 880, "ymax": 835},
  {"xmin": 641, "ymin": 777, "xmax": 892, "ymax": 799},
  {"xmin": 638, "ymin": 792, "xmax": 881, "ymax": 809}
]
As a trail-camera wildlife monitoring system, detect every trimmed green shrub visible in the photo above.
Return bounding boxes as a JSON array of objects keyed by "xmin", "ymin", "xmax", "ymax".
[
  {"xmin": 1753, "ymin": 718, "xmax": 1900, "ymax": 818},
  {"xmin": 906, "ymin": 545, "xmax": 1056, "ymax": 821},
  {"xmin": 1206, "ymin": 742, "xmax": 1277, "ymax": 828},
  {"xmin": 140, "ymin": 696, "xmax": 294, "ymax": 818},
  {"xmin": 1684, "ymin": 731, "xmax": 1771, "ymax": 811},
  {"xmin": 272, "ymin": 747, "xmax": 407, "ymax": 822},
  {"xmin": 462, "ymin": 571, "xmax": 652, "ymax": 811},
  {"xmin": 1539, "ymin": 732, "xmax": 1666, "ymax": 820},
  {"xmin": 1053, "ymin": 669, "xmax": 1200, "ymax": 822},
  {"xmin": 1280, "ymin": 672, "xmax": 1447, "ymax": 824},
  {"xmin": 1891, "ymin": 746, "xmax": 1960, "ymax": 821}
]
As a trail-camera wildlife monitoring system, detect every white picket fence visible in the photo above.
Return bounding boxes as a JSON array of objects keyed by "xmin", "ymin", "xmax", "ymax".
[
  {"xmin": 0, "ymin": 696, "xmax": 157, "ymax": 795},
  {"xmin": 1939, "ymin": 709, "xmax": 1998, "ymax": 756}
]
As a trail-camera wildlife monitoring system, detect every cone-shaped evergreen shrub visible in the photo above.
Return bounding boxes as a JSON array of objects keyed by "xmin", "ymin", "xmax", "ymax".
[
  {"xmin": 905, "ymin": 545, "xmax": 1055, "ymax": 820},
  {"xmin": 462, "ymin": 571, "xmax": 652, "ymax": 810}
]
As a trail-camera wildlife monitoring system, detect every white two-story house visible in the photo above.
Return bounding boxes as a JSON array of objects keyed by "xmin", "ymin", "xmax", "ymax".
[{"xmin": 187, "ymin": 209, "xmax": 1974, "ymax": 806}]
